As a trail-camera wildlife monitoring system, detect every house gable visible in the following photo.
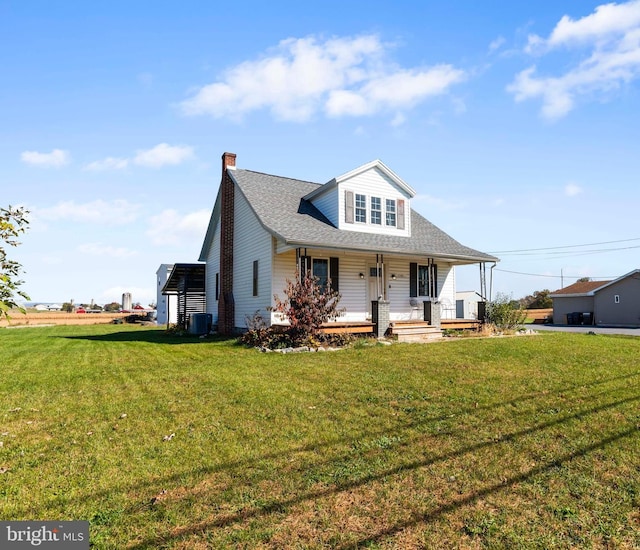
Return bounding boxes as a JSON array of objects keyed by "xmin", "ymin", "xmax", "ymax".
[
  {"xmin": 592, "ymin": 269, "xmax": 640, "ymax": 326},
  {"xmin": 304, "ymin": 160, "xmax": 415, "ymax": 237}
]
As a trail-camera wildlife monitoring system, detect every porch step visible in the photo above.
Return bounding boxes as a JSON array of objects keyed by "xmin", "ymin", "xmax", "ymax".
[{"xmin": 389, "ymin": 321, "xmax": 442, "ymax": 342}]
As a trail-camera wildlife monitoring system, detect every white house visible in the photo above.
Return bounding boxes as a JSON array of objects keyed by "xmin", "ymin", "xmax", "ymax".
[{"xmin": 199, "ymin": 152, "xmax": 498, "ymax": 335}]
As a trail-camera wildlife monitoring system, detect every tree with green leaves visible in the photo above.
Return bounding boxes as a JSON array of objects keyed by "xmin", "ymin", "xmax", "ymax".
[
  {"xmin": 1, "ymin": 206, "xmax": 29, "ymax": 320},
  {"xmin": 525, "ymin": 289, "xmax": 553, "ymax": 309}
]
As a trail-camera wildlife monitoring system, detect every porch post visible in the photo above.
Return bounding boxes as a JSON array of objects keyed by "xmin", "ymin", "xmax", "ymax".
[
  {"xmin": 372, "ymin": 300, "xmax": 390, "ymax": 337},
  {"xmin": 424, "ymin": 300, "xmax": 441, "ymax": 329}
]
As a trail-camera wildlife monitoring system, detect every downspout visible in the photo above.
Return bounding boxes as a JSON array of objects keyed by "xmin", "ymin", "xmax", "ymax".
[{"xmin": 489, "ymin": 262, "xmax": 497, "ymax": 303}]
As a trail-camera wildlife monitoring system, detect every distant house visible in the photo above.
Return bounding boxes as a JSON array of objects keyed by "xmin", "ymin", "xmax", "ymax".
[
  {"xmin": 550, "ymin": 269, "xmax": 640, "ymax": 327},
  {"xmin": 199, "ymin": 152, "xmax": 497, "ymax": 335}
]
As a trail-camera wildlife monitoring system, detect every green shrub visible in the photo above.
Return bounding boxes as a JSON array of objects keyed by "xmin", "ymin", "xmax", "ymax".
[{"xmin": 486, "ymin": 292, "xmax": 527, "ymax": 330}]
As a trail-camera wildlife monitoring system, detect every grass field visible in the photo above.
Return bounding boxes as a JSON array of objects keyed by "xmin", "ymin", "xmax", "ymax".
[{"xmin": 1, "ymin": 324, "xmax": 638, "ymax": 549}]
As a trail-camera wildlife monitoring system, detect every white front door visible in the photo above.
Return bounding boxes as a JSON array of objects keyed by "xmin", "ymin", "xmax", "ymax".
[{"xmin": 366, "ymin": 265, "xmax": 386, "ymax": 316}]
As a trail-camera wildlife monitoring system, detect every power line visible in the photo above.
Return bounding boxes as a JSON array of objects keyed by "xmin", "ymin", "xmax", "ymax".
[
  {"xmin": 495, "ymin": 268, "xmax": 615, "ymax": 280},
  {"xmin": 489, "ymin": 237, "xmax": 640, "ymax": 255},
  {"xmin": 495, "ymin": 244, "xmax": 640, "ymax": 258}
]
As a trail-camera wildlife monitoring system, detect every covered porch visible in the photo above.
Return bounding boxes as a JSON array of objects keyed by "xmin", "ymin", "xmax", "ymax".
[{"xmin": 270, "ymin": 246, "xmax": 493, "ymax": 337}]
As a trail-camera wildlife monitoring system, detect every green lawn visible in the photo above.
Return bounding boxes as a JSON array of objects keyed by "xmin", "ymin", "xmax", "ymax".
[{"xmin": 1, "ymin": 324, "xmax": 639, "ymax": 549}]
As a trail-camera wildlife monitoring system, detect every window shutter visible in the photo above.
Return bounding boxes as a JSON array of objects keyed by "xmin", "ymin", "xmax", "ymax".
[
  {"xmin": 345, "ymin": 190, "xmax": 354, "ymax": 224},
  {"xmin": 330, "ymin": 257, "xmax": 339, "ymax": 292},
  {"xmin": 431, "ymin": 264, "xmax": 438, "ymax": 298},
  {"xmin": 252, "ymin": 260, "xmax": 259, "ymax": 296},
  {"xmin": 410, "ymin": 262, "xmax": 418, "ymax": 297},
  {"xmin": 397, "ymin": 199, "xmax": 405, "ymax": 230}
]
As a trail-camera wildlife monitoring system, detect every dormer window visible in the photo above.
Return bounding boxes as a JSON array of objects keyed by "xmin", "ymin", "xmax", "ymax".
[
  {"xmin": 386, "ymin": 199, "xmax": 396, "ymax": 227},
  {"xmin": 342, "ymin": 190, "xmax": 406, "ymax": 232},
  {"xmin": 355, "ymin": 194, "xmax": 366, "ymax": 223},
  {"xmin": 371, "ymin": 197, "xmax": 381, "ymax": 225}
]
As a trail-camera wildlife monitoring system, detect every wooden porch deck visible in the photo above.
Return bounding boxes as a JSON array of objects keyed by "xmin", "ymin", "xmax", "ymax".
[
  {"xmin": 320, "ymin": 321, "xmax": 375, "ymax": 334},
  {"xmin": 441, "ymin": 319, "xmax": 482, "ymax": 330},
  {"xmin": 273, "ymin": 322, "xmax": 375, "ymax": 335},
  {"xmin": 272, "ymin": 319, "xmax": 482, "ymax": 337}
]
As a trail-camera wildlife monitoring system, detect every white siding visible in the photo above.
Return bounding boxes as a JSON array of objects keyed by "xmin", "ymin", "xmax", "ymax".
[
  {"xmin": 312, "ymin": 187, "xmax": 339, "ymax": 227},
  {"xmin": 384, "ymin": 260, "xmax": 454, "ymax": 320},
  {"xmin": 272, "ymin": 251, "xmax": 295, "ymax": 325},
  {"xmin": 337, "ymin": 167, "xmax": 411, "ymax": 237},
  {"xmin": 270, "ymin": 250, "xmax": 457, "ymax": 323},
  {"xmin": 233, "ymin": 191, "xmax": 273, "ymax": 330},
  {"xmin": 271, "ymin": 248, "xmax": 372, "ymax": 323},
  {"xmin": 204, "ymin": 219, "xmax": 221, "ymax": 325},
  {"xmin": 438, "ymin": 264, "xmax": 456, "ymax": 319}
]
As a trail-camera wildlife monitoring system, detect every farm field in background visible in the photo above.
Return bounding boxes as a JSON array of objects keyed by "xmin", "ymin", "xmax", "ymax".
[
  {"xmin": 0, "ymin": 324, "xmax": 638, "ymax": 548},
  {"xmin": 0, "ymin": 312, "xmax": 131, "ymax": 327}
]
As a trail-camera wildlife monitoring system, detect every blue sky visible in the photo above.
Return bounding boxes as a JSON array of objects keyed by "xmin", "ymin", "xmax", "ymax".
[{"xmin": 2, "ymin": 0, "xmax": 640, "ymax": 305}]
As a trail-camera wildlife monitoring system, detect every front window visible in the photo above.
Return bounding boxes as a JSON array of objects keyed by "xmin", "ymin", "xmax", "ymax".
[
  {"xmin": 313, "ymin": 258, "xmax": 329, "ymax": 289},
  {"xmin": 355, "ymin": 194, "xmax": 366, "ymax": 223},
  {"xmin": 386, "ymin": 199, "xmax": 396, "ymax": 227},
  {"xmin": 371, "ymin": 197, "xmax": 381, "ymax": 225},
  {"xmin": 418, "ymin": 265, "xmax": 429, "ymax": 296}
]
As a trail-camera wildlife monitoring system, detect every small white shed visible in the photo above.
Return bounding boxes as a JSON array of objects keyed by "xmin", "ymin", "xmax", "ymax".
[
  {"xmin": 156, "ymin": 264, "xmax": 178, "ymax": 325},
  {"xmin": 455, "ymin": 291, "xmax": 483, "ymax": 319}
]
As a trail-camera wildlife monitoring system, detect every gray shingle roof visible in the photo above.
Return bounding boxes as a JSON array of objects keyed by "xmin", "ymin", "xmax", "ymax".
[{"xmin": 231, "ymin": 168, "xmax": 497, "ymax": 263}]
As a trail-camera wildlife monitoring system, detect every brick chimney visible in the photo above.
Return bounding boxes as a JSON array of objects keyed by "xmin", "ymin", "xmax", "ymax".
[
  {"xmin": 222, "ymin": 151, "xmax": 236, "ymax": 171},
  {"xmin": 218, "ymin": 152, "xmax": 236, "ymax": 335}
]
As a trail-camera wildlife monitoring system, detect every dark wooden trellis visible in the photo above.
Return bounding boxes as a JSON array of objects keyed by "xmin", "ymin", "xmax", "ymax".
[{"xmin": 161, "ymin": 263, "xmax": 206, "ymax": 330}]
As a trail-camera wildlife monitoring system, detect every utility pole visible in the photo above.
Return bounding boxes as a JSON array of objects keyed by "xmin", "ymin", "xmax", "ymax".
[{"xmin": 561, "ymin": 268, "xmax": 564, "ymax": 289}]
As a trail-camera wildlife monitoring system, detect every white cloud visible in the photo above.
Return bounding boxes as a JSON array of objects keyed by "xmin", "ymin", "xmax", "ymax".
[
  {"xmin": 146, "ymin": 208, "xmax": 210, "ymax": 246},
  {"xmin": 489, "ymin": 36, "xmax": 506, "ymax": 53},
  {"xmin": 325, "ymin": 65, "xmax": 466, "ymax": 118},
  {"xmin": 36, "ymin": 199, "xmax": 141, "ymax": 225},
  {"xmin": 21, "ymin": 149, "xmax": 70, "ymax": 167},
  {"xmin": 353, "ymin": 126, "xmax": 368, "ymax": 137},
  {"xmin": 390, "ymin": 113, "xmax": 406, "ymax": 127},
  {"xmin": 84, "ymin": 157, "xmax": 129, "ymax": 171},
  {"xmin": 510, "ymin": 1, "xmax": 640, "ymax": 119},
  {"xmin": 529, "ymin": 0, "xmax": 640, "ymax": 51},
  {"xmin": 565, "ymin": 182, "xmax": 583, "ymax": 196},
  {"xmin": 180, "ymin": 34, "xmax": 465, "ymax": 122},
  {"xmin": 451, "ymin": 97, "xmax": 467, "ymax": 115},
  {"xmin": 77, "ymin": 242, "xmax": 138, "ymax": 258},
  {"xmin": 133, "ymin": 143, "xmax": 195, "ymax": 168}
]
